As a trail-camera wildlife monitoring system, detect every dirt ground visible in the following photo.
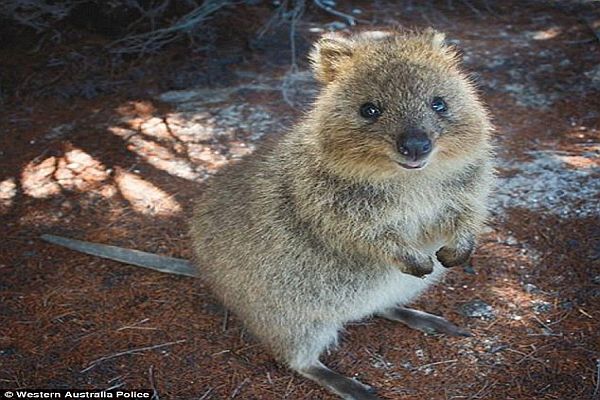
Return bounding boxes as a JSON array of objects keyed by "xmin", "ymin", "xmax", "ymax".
[{"xmin": 1, "ymin": 1, "xmax": 599, "ymax": 399}]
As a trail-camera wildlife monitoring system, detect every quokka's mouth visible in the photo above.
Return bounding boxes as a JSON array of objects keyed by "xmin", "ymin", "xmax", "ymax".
[{"xmin": 396, "ymin": 160, "xmax": 428, "ymax": 170}]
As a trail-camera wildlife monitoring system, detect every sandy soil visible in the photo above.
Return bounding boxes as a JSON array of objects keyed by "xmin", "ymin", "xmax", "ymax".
[{"xmin": 1, "ymin": 1, "xmax": 599, "ymax": 399}]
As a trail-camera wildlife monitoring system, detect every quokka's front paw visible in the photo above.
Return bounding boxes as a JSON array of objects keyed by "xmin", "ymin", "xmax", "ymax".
[
  {"xmin": 396, "ymin": 253, "xmax": 434, "ymax": 278},
  {"xmin": 436, "ymin": 245, "xmax": 473, "ymax": 268}
]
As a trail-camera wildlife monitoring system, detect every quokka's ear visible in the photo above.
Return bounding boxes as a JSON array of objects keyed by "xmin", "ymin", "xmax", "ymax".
[
  {"xmin": 422, "ymin": 28, "xmax": 461, "ymax": 62},
  {"xmin": 424, "ymin": 27, "xmax": 447, "ymax": 49},
  {"xmin": 309, "ymin": 32, "xmax": 354, "ymax": 84}
]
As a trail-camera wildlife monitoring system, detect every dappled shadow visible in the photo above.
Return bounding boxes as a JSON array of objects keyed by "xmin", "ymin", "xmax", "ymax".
[{"xmin": 0, "ymin": 70, "xmax": 312, "ymax": 225}]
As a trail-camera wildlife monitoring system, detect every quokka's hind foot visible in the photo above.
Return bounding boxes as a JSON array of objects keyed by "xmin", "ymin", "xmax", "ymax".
[
  {"xmin": 298, "ymin": 362, "xmax": 382, "ymax": 400},
  {"xmin": 379, "ymin": 307, "xmax": 471, "ymax": 337}
]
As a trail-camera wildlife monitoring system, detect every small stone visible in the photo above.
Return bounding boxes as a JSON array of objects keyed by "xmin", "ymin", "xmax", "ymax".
[
  {"xmin": 325, "ymin": 21, "xmax": 346, "ymax": 31},
  {"xmin": 401, "ymin": 361, "xmax": 414, "ymax": 370},
  {"xmin": 566, "ymin": 239, "xmax": 579, "ymax": 249},
  {"xmin": 371, "ymin": 357, "xmax": 393, "ymax": 370},
  {"xmin": 559, "ymin": 300, "xmax": 573, "ymax": 310},
  {"xmin": 421, "ymin": 366, "xmax": 434, "ymax": 375},
  {"xmin": 0, "ymin": 348, "xmax": 16, "ymax": 356},
  {"xmin": 523, "ymin": 283, "xmax": 540, "ymax": 294},
  {"xmin": 585, "ymin": 64, "xmax": 600, "ymax": 90},
  {"xmin": 531, "ymin": 300, "xmax": 552, "ymax": 314},
  {"xmin": 541, "ymin": 327, "xmax": 554, "ymax": 336},
  {"xmin": 463, "ymin": 265, "xmax": 476, "ymax": 275},
  {"xmin": 490, "ymin": 345, "xmax": 508, "ymax": 354},
  {"xmin": 460, "ymin": 299, "xmax": 495, "ymax": 320},
  {"xmin": 590, "ymin": 247, "xmax": 600, "ymax": 261},
  {"xmin": 559, "ymin": 59, "xmax": 571, "ymax": 67},
  {"xmin": 592, "ymin": 275, "xmax": 600, "ymax": 285},
  {"xmin": 505, "ymin": 235, "xmax": 518, "ymax": 245}
]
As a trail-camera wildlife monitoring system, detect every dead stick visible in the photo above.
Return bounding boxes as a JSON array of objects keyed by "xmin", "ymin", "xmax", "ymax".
[
  {"xmin": 199, "ymin": 388, "xmax": 213, "ymax": 400},
  {"xmin": 418, "ymin": 359, "xmax": 458, "ymax": 369},
  {"xmin": 149, "ymin": 365, "xmax": 160, "ymax": 400},
  {"xmin": 593, "ymin": 359, "xmax": 600, "ymax": 399},
  {"xmin": 81, "ymin": 339, "xmax": 186, "ymax": 373},
  {"xmin": 230, "ymin": 378, "xmax": 250, "ymax": 399},
  {"xmin": 313, "ymin": 0, "xmax": 356, "ymax": 26}
]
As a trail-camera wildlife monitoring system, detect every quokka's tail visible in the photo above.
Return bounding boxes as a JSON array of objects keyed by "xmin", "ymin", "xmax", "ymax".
[{"xmin": 41, "ymin": 234, "xmax": 198, "ymax": 278}]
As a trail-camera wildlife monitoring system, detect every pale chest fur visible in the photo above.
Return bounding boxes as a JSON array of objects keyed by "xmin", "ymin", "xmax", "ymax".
[
  {"xmin": 382, "ymin": 161, "xmax": 491, "ymax": 247},
  {"xmin": 341, "ymin": 246, "xmax": 448, "ymax": 324},
  {"xmin": 365, "ymin": 198, "xmax": 451, "ymax": 314},
  {"xmin": 331, "ymin": 176, "xmax": 482, "ymax": 322},
  {"xmin": 314, "ymin": 188, "xmax": 455, "ymax": 324},
  {"xmin": 386, "ymin": 191, "xmax": 454, "ymax": 246}
]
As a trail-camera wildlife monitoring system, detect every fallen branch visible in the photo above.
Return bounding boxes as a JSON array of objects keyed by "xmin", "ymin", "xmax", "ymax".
[
  {"xmin": 109, "ymin": 0, "xmax": 231, "ymax": 55},
  {"xmin": 0, "ymin": 0, "xmax": 75, "ymax": 32}
]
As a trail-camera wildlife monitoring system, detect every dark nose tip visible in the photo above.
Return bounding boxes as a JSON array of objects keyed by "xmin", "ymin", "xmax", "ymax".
[{"xmin": 397, "ymin": 136, "xmax": 432, "ymax": 160}]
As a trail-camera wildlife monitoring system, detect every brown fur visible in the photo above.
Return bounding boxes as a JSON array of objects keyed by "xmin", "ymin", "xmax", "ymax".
[{"xmin": 190, "ymin": 29, "xmax": 494, "ymax": 399}]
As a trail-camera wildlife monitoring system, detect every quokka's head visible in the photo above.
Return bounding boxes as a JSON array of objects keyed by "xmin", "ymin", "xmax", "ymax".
[{"xmin": 308, "ymin": 29, "xmax": 492, "ymax": 180}]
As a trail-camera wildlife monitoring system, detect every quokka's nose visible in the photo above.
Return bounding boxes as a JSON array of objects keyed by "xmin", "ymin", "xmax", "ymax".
[{"xmin": 397, "ymin": 136, "xmax": 432, "ymax": 160}]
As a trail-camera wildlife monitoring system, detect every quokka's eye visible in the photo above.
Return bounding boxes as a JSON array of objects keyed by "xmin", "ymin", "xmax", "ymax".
[
  {"xmin": 359, "ymin": 102, "xmax": 382, "ymax": 119},
  {"xmin": 431, "ymin": 97, "xmax": 448, "ymax": 113}
]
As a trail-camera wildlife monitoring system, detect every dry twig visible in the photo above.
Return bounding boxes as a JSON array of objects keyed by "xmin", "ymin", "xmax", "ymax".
[
  {"xmin": 104, "ymin": 382, "xmax": 125, "ymax": 391},
  {"xmin": 81, "ymin": 339, "xmax": 186, "ymax": 373},
  {"xmin": 313, "ymin": 0, "xmax": 356, "ymax": 26},
  {"xmin": 149, "ymin": 365, "xmax": 160, "ymax": 400},
  {"xmin": 469, "ymin": 379, "xmax": 498, "ymax": 399},
  {"xmin": 199, "ymin": 388, "xmax": 213, "ymax": 400},
  {"xmin": 593, "ymin": 359, "xmax": 600, "ymax": 400},
  {"xmin": 418, "ymin": 359, "xmax": 458, "ymax": 370},
  {"xmin": 459, "ymin": 0, "xmax": 482, "ymax": 17},
  {"xmin": 280, "ymin": 0, "xmax": 306, "ymax": 107},
  {"xmin": 230, "ymin": 378, "xmax": 250, "ymax": 399},
  {"xmin": 109, "ymin": 0, "xmax": 231, "ymax": 55},
  {"xmin": 0, "ymin": 0, "xmax": 76, "ymax": 32},
  {"xmin": 116, "ymin": 317, "xmax": 157, "ymax": 331}
]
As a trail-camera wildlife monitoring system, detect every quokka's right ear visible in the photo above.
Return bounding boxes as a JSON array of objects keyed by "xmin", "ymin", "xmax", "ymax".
[{"xmin": 309, "ymin": 32, "xmax": 355, "ymax": 84}]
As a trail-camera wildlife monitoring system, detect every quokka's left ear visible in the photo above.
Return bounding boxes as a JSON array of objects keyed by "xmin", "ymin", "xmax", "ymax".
[
  {"xmin": 424, "ymin": 27, "xmax": 447, "ymax": 49},
  {"xmin": 422, "ymin": 28, "xmax": 462, "ymax": 62}
]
